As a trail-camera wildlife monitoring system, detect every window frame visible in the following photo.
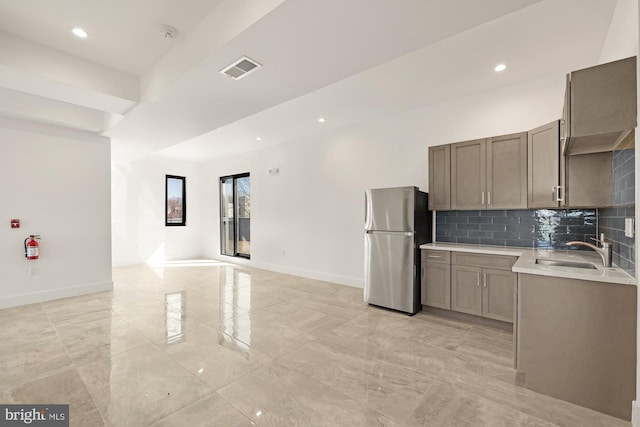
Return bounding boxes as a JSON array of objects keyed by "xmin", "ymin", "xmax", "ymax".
[
  {"xmin": 220, "ymin": 172, "xmax": 250, "ymax": 259},
  {"xmin": 165, "ymin": 175, "xmax": 187, "ymax": 227}
]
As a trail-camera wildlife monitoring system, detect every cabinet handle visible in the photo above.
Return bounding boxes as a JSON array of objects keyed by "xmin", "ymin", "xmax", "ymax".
[
  {"xmin": 552, "ymin": 186, "xmax": 556, "ymax": 201},
  {"xmin": 481, "ymin": 192, "xmax": 485, "ymax": 205},
  {"xmin": 428, "ymin": 255, "xmax": 441, "ymax": 259},
  {"xmin": 477, "ymin": 272, "xmax": 480, "ymax": 287},
  {"xmin": 487, "ymin": 192, "xmax": 491, "ymax": 205},
  {"xmin": 556, "ymin": 186, "xmax": 564, "ymax": 202},
  {"xmin": 483, "ymin": 273, "xmax": 487, "ymax": 288}
]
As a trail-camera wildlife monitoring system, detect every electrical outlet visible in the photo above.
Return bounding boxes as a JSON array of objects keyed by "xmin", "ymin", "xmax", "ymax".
[{"xmin": 625, "ymin": 218, "xmax": 635, "ymax": 238}]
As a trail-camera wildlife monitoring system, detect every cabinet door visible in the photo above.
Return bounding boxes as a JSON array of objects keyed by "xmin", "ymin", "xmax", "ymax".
[
  {"xmin": 566, "ymin": 152, "xmax": 613, "ymax": 208},
  {"xmin": 570, "ymin": 56, "xmax": 636, "ymax": 139},
  {"xmin": 451, "ymin": 139, "xmax": 486, "ymax": 210},
  {"xmin": 451, "ymin": 265, "xmax": 482, "ymax": 316},
  {"xmin": 421, "ymin": 262, "xmax": 451, "ymax": 309},
  {"xmin": 482, "ymin": 268, "xmax": 516, "ymax": 323},
  {"xmin": 486, "ymin": 133, "xmax": 527, "ymax": 209},
  {"xmin": 528, "ymin": 121, "xmax": 560, "ymax": 209},
  {"xmin": 428, "ymin": 145, "xmax": 451, "ymax": 210}
]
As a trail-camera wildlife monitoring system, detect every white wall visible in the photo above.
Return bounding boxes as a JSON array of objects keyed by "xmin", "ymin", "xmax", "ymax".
[
  {"xmin": 111, "ymin": 155, "xmax": 204, "ymax": 266},
  {"xmin": 0, "ymin": 117, "xmax": 112, "ymax": 308},
  {"xmin": 202, "ymin": 73, "xmax": 565, "ymax": 287},
  {"xmin": 600, "ymin": 0, "xmax": 638, "ymax": 64}
]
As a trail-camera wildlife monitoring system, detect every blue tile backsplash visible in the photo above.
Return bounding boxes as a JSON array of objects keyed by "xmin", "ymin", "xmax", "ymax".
[
  {"xmin": 613, "ymin": 148, "xmax": 635, "ymax": 206},
  {"xmin": 600, "ymin": 146, "xmax": 635, "ymax": 277},
  {"xmin": 599, "ymin": 206, "xmax": 635, "ymax": 276},
  {"xmin": 436, "ymin": 209, "xmax": 596, "ymax": 249}
]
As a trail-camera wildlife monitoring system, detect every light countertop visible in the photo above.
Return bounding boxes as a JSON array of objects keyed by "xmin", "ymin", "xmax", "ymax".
[{"xmin": 420, "ymin": 242, "xmax": 636, "ymax": 286}]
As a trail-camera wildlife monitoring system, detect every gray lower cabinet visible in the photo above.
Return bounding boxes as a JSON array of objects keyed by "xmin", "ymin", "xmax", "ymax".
[
  {"xmin": 451, "ymin": 264, "xmax": 482, "ymax": 316},
  {"xmin": 450, "ymin": 253, "xmax": 516, "ymax": 323},
  {"xmin": 482, "ymin": 268, "xmax": 516, "ymax": 322},
  {"xmin": 421, "ymin": 250, "xmax": 451, "ymax": 309},
  {"xmin": 518, "ymin": 273, "xmax": 636, "ymax": 420}
]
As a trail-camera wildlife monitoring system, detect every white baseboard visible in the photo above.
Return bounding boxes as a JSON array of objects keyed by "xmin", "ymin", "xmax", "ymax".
[
  {"xmin": 210, "ymin": 256, "xmax": 363, "ymax": 288},
  {"xmin": 632, "ymin": 400, "xmax": 640, "ymax": 427},
  {"xmin": 0, "ymin": 281, "xmax": 113, "ymax": 309}
]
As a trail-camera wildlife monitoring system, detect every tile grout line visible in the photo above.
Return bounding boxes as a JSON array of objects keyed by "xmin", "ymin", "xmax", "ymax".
[
  {"xmin": 214, "ymin": 389, "xmax": 261, "ymax": 425},
  {"xmin": 150, "ymin": 326, "xmax": 272, "ymax": 396},
  {"xmin": 39, "ymin": 300, "xmax": 110, "ymax": 427}
]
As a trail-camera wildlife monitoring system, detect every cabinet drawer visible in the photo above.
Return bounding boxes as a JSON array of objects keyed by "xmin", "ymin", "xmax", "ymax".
[
  {"xmin": 452, "ymin": 252, "xmax": 516, "ymax": 270},
  {"xmin": 422, "ymin": 250, "xmax": 451, "ymax": 264}
]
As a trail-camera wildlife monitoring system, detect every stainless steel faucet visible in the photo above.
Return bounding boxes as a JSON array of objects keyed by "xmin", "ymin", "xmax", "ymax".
[{"xmin": 566, "ymin": 233, "xmax": 612, "ymax": 267}]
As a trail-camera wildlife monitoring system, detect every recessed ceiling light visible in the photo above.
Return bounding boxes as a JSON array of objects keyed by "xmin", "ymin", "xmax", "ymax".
[
  {"xmin": 318, "ymin": 117, "xmax": 326, "ymax": 123},
  {"xmin": 71, "ymin": 27, "xmax": 88, "ymax": 38},
  {"xmin": 256, "ymin": 137, "xmax": 262, "ymax": 141},
  {"xmin": 494, "ymin": 63, "xmax": 507, "ymax": 72}
]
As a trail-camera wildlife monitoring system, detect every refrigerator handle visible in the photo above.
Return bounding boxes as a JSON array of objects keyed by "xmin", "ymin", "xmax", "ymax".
[
  {"xmin": 364, "ymin": 190, "xmax": 372, "ymax": 230},
  {"xmin": 364, "ymin": 191, "xmax": 367, "ymax": 227}
]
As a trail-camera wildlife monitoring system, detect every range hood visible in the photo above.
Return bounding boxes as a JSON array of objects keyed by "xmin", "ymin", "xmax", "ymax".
[{"xmin": 562, "ymin": 56, "xmax": 637, "ymax": 156}]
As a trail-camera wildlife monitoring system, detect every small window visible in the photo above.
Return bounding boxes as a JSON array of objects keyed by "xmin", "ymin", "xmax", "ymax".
[{"xmin": 166, "ymin": 175, "xmax": 186, "ymax": 226}]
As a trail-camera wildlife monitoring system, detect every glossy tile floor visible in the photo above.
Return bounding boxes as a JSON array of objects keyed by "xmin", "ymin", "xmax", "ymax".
[{"xmin": 1, "ymin": 261, "xmax": 630, "ymax": 426}]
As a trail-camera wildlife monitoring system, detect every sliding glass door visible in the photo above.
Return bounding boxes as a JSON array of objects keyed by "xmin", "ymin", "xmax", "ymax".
[
  {"xmin": 220, "ymin": 177, "xmax": 235, "ymax": 256},
  {"xmin": 220, "ymin": 173, "xmax": 250, "ymax": 258}
]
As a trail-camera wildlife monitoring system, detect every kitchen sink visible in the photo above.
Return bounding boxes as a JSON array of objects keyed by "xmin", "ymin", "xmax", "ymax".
[{"xmin": 535, "ymin": 259, "xmax": 598, "ymax": 270}]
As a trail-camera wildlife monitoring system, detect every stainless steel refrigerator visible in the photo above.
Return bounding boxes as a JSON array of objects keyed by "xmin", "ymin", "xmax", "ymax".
[{"xmin": 364, "ymin": 186, "xmax": 432, "ymax": 315}]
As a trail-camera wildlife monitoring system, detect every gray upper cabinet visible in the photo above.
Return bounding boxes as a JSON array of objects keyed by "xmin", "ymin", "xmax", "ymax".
[
  {"xmin": 428, "ymin": 145, "xmax": 451, "ymax": 210},
  {"xmin": 564, "ymin": 56, "xmax": 637, "ymax": 155},
  {"xmin": 451, "ymin": 139, "xmax": 485, "ymax": 210},
  {"xmin": 451, "ymin": 133, "xmax": 527, "ymax": 210},
  {"xmin": 528, "ymin": 121, "xmax": 561, "ymax": 208},
  {"xmin": 565, "ymin": 152, "xmax": 613, "ymax": 207},
  {"xmin": 486, "ymin": 133, "xmax": 527, "ymax": 209},
  {"xmin": 528, "ymin": 120, "xmax": 612, "ymax": 209}
]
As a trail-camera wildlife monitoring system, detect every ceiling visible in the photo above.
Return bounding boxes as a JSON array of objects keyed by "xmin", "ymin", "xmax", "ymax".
[{"xmin": 0, "ymin": 0, "xmax": 628, "ymax": 162}]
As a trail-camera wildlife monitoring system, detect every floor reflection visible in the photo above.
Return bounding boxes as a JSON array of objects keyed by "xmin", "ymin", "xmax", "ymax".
[
  {"xmin": 217, "ymin": 329, "xmax": 252, "ymax": 361},
  {"xmin": 220, "ymin": 267, "xmax": 251, "ymax": 345},
  {"xmin": 165, "ymin": 291, "xmax": 185, "ymax": 344}
]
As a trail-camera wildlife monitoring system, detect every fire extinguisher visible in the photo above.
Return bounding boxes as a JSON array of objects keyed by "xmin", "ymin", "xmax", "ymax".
[{"xmin": 24, "ymin": 235, "xmax": 40, "ymax": 260}]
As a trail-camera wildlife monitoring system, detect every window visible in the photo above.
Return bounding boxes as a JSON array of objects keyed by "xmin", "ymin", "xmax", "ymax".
[
  {"xmin": 220, "ymin": 173, "xmax": 250, "ymax": 258},
  {"xmin": 166, "ymin": 175, "xmax": 186, "ymax": 226}
]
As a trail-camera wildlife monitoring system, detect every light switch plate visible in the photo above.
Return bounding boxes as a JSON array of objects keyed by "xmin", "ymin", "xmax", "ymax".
[{"xmin": 625, "ymin": 217, "xmax": 634, "ymax": 238}]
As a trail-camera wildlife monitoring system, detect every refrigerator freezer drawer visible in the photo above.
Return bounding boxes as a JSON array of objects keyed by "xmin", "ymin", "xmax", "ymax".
[{"xmin": 364, "ymin": 232, "xmax": 416, "ymax": 313}]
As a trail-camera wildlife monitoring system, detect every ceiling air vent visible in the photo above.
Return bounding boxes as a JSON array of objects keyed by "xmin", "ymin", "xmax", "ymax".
[{"xmin": 220, "ymin": 56, "xmax": 262, "ymax": 80}]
